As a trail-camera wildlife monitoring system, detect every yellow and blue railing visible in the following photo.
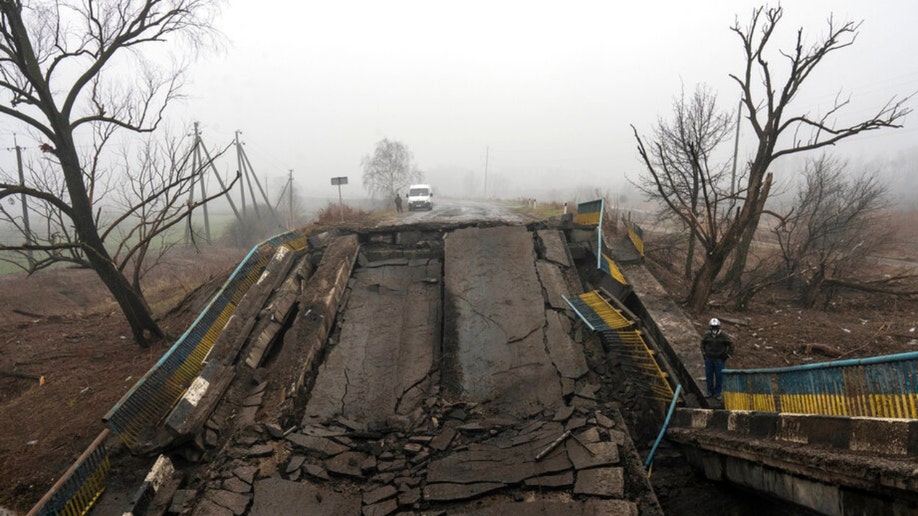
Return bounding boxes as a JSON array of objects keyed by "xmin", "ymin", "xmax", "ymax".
[
  {"xmin": 566, "ymin": 290, "xmax": 675, "ymax": 410},
  {"xmin": 28, "ymin": 430, "xmax": 110, "ymax": 516},
  {"xmin": 724, "ymin": 351, "xmax": 918, "ymax": 418},
  {"xmin": 104, "ymin": 229, "xmax": 309, "ymax": 451}
]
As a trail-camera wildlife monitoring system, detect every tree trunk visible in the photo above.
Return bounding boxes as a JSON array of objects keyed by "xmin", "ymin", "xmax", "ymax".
[
  {"xmin": 686, "ymin": 249, "xmax": 729, "ymax": 313},
  {"xmin": 56, "ymin": 128, "xmax": 164, "ymax": 345},
  {"xmin": 802, "ymin": 266, "xmax": 825, "ymax": 308},
  {"xmin": 89, "ymin": 247, "xmax": 164, "ymax": 344},
  {"xmin": 684, "ymin": 229, "xmax": 696, "ymax": 280},
  {"xmin": 724, "ymin": 174, "xmax": 772, "ymax": 289}
]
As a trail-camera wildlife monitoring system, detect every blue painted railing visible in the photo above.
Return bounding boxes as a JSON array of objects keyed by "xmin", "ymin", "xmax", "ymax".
[
  {"xmin": 28, "ymin": 430, "xmax": 110, "ymax": 516},
  {"xmin": 723, "ymin": 351, "xmax": 918, "ymax": 418},
  {"xmin": 103, "ymin": 229, "xmax": 309, "ymax": 451}
]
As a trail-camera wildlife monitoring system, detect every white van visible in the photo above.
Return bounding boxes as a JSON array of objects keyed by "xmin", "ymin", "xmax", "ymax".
[{"xmin": 407, "ymin": 184, "xmax": 433, "ymax": 211}]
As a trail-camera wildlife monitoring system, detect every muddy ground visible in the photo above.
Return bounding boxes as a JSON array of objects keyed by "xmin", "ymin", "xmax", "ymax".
[{"xmin": 1, "ymin": 226, "xmax": 917, "ymax": 514}]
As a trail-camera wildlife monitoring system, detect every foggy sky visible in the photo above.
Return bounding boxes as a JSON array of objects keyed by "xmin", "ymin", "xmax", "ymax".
[{"xmin": 3, "ymin": 0, "xmax": 918, "ymax": 202}]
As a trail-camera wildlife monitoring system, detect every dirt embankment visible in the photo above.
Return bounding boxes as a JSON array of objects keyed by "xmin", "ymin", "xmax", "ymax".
[{"xmin": 0, "ymin": 247, "xmax": 244, "ymax": 512}]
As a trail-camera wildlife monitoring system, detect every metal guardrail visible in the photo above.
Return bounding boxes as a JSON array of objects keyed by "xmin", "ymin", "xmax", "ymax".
[
  {"xmin": 723, "ymin": 351, "xmax": 918, "ymax": 418},
  {"xmin": 29, "ymin": 230, "xmax": 311, "ymax": 515},
  {"xmin": 599, "ymin": 253, "xmax": 628, "ymax": 285},
  {"xmin": 565, "ymin": 291, "xmax": 632, "ymax": 331},
  {"xmin": 627, "ymin": 222, "xmax": 644, "ymax": 258},
  {"xmin": 27, "ymin": 430, "xmax": 110, "ymax": 516},
  {"xmin": 565, "ymin": 290, "xmax": 675, "ymax": 411},
  {"xmin": 574, "ymin": 199, "xmax": 602, "ymax": 226},
  {"xmin": 104, "ymin": 229, "xmax": 309, "ymax": 451}
]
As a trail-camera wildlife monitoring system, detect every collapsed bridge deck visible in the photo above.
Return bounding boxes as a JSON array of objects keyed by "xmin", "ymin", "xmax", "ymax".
[{"xmin": 95, "ymin": 222, "xmax": 661, "ymax": 515}]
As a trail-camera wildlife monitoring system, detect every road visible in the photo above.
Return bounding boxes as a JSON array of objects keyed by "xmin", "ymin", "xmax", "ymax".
[
  {"xmin": 389, "ymin": 197, "xmax": 529, "ymax": 225},
  {"xmin": 89, "ymin": 199, "xmax": 661, "ymax": 515},
  {"xmin": 243, "ymin": 212, "xmax": 655, "ymax": 513}
]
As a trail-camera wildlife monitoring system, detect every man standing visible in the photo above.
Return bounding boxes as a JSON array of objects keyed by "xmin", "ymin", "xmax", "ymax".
[
  {"xmin": 701, "ymin": 318, "xmax": 733, "ymax": 401},
  {"xmin": 394, "ymin": 193, "xmax": 403, "ymax": 213}
]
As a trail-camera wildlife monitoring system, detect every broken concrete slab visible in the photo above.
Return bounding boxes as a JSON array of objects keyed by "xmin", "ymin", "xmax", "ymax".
[
  {"xmin": 553, "ymin": 405, "xmax": 575, "ymax": 422},
  {"xmin": 204, "ymin": 489, "xmax": 251, "ymax": 515},
  {"xmin": 573, "ymin": 467, "xmax": 624, "ymax": 498},
  {"xmin": 398, "ymin": 487, "xmax": 421, "ymax": 507},
  {"xmin": 192, "ymin": 498, "xmax": 234, "ymax": 516},
  {"xmin": 566, "ymin": 438, "xmax": 620, "ymax": 470},
  {"xmin": 303, "ymin": 258, "xmax": 441, "ymax": 429},
  {"xmin": 362, "ymin": 497, "xmax": 399, "ymax": 516},
  {"xmin": 274, "ymin": 233, "xmax": 360, "ymax": 401},
  {"xmin": 246, "ymin": 443, "xmax": 273, "ymax": 458},
  {"xmin": 232, "ymin": 465, "xmax": 257, "ymax": 485},
  {"xmin": 165, "ymin": 362, "xmax": 235, "ymax": 440},
  {"xmin": 285, "ymin": 432, "xmax": 348, "ymax": 458},
  {"xmin": 325, "ymin": 450, "xmax": 370, "ymax": 479},
  {"xmin": 423, "ymin": 482, "xmax": 505, "ymax": 502},
  {"xmin": 249, "ymin": 477, "xmax": 360, "ymax": 516},
  {"xmin": 443, "ymin": 226, "xmax": 563, "ymax": 417},
  {"xmin": 303, "ymin": 463, "xmax": 331, "ymax": 481},
  {"xmin": 536, "ymin": 260, "xmax": 571, "ymax": 310},
  {"xmin": 544, "ymin": 310, "xmax": 589, "ymax": 380},
  {"xmin": 595, "ymin": 411, "xmax": 616, "ymax": 429},
  {"xmin": 362, "ymin": 484, "xmax": 397, "ymax": 505},
  {"xmin": 539, "ymin": 230, "xmax": 572, "ymax": 267},
  {"xmin": 429, "ymin": 426, "xmax": 457, "ymax": 451},
  {"xmin": 243, "ymin": 255, "xmax": 309, "ymax": 369},
  {"xmin": 450, "ymin": 498, "xmax": 638, "ymax": 515},
  {"xmin": 427, "ymin": 428, "xmax": 573, "ymax": 485},
  {"xmin": 204, "ymin": 244, "xmax": 300, "ymax": 367},
  {"xmin": 222, "ymin": 476, "xmax": 250, "ymax": 494},
  {"xmin": 524, "ymin": 470, "xmax": 575, "ymax": 488},
  {"xmin": 284, "ymin": 455, "xmax": 305, "ymax": 474}
]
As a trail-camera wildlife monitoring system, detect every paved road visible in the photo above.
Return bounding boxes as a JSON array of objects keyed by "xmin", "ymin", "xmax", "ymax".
[
  {"xmin": 388, "ymin": 197, "xmax": 529, "ymax": 225},
  {"xmin": 246, "ymin": 221, "xmax": 649, "ymax": 513},
  {"xmin": 100, "ymin": 201, "xmax": 658, "ymax": 515},
  {"xmin": 303, "ymin": 257, "xmax": 442, "ymax": 430},
  {"xmin": 442, "ymin": 225, "xmax": 565, "ymax": 417}
]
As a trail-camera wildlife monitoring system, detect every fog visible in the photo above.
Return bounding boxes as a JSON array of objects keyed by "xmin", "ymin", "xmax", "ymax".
[{"xmin": 3, "ymin": 0, "xmax": 918, "ymax": 206}]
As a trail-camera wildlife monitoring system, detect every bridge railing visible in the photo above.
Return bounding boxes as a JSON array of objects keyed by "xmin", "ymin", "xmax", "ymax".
[
  {"xmin": 724, "ymin": 351, "xmax": 918, "ymax": 418},
  {"xmin": 103, "ymin": 229, "xmax": 310, "ymax": 452},
  {"xmin": 27, "ymin": 430, "xmax": 110, "ymax": 516},
  {"xmin": 626, "ymin": 221, "xmax": 644, "ymax": 258},
  {"xmin": 566, "ymin": 290, "xmax": 675, "ymax": 414}
]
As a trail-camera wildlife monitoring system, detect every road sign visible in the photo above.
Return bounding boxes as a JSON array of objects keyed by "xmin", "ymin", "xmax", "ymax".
[{"xmin": 330, "ymin": 176, "xmax": 348, "ymax": 222}]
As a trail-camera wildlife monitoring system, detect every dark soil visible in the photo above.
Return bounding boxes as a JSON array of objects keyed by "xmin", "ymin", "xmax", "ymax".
[{"xmin": 0, "ymin": 247, "xmax": 244, "ymax": 512}]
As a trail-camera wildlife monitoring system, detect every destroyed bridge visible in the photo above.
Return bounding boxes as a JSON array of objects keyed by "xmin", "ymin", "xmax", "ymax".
[{"xmin": 30, "ymin": 200, "xmax": 918, "ymax": 516}]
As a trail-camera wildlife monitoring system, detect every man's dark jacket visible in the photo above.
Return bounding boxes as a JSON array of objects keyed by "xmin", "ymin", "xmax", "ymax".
[{"xmin": 701, "ymin": 329, "xmax": 733, "ymax": 360}]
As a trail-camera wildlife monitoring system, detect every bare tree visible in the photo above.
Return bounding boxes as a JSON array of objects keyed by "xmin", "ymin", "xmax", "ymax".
[
  {"xmin": 361, "ymin": 138, "xmax": 423, "ymax": 199},
  {"xmin": 638, "ymin": 6, "xmax": 911, "ymax": 313},
  {"xmin": 0, "ymin": 0, "xmax": 221, "ymax": 345},
  {"xmin": 632, "ymin": 84, "xmax": 735, "ymax": 280},
  {"xmin": 775, "ymin": 155, "xmax": 894, "ymax": 307}
]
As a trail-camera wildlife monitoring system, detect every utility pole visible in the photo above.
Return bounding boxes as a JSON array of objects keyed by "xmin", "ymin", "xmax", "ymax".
[
  {"xmin": 196, "ymin": 123, "xmax": 211, "ymax": 243},
  {"xmin": 483, "ymin": 146, "xmax": 489, "ymax": 199},
  {"xmin": 288, "ymin": 169, "xmax": 294, "ymax": 225},
  {"xmin": 235, "ymin": 131, "xmax": 279, "ymax": 225},
  {"xmin": 235, "ymin": 130, "xmax": 247, "ymax": 217},
  {"xmin": 11, "ymin": 136, "xmax": 34, "ymax": 268},
  {"xmin": 185, "ymin": 126, "xmax": 196, "ymax": 245},
  {"xmin": 186, "ymin": 122, "xmax": 243, "ymax": 246}
]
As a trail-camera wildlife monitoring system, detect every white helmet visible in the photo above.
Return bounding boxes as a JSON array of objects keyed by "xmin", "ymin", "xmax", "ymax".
[{"xmin": 709, "ymin": 318, "xmax": 720, "ymax": 327}]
